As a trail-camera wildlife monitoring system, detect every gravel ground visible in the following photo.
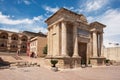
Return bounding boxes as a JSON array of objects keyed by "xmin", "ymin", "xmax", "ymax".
[{"xmin": 0, "ymin": 66, "xmax": 120, "ymax": 80}]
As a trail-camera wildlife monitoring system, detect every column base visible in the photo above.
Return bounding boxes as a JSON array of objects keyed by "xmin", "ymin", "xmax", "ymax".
[
  {"xmin": 61, "ymin": 54, "xmax": 70, "ymax": 58},
  {"xmin": 90, "ymin": 57, "xmax": 106, "ymax": 66},
  {"xmin": 45, "ymin": 55, "xmax": 53, "ymax": 59},
  {"xmin": 72, "ymin": 55, "xmax": 81, "ymax": 58}
]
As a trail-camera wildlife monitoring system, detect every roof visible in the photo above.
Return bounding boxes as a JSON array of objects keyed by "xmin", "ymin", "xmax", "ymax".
[
  {"xmin": 45, "ymin": 8, "xmax": 83, "ymax": 22},
  {"xmin": 90, "ymin": 21, "xmax": 106, "ymax": 28},
  {"xmin": 22, "ymin": 31, "xmax": 47, "ymax": 37}
]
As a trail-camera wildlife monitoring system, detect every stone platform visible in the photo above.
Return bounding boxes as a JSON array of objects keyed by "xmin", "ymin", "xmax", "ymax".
[
  {"xmin": 90, "ymin": 57, "xmax": 106, "ymax": 66},
  {"xmin": 45, "ymin": 56, "xmax": 81, "ymax": 69}
]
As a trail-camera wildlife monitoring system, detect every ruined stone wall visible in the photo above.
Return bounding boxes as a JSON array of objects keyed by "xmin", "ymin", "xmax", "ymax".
[{"xmin": 104, "ymin": 47, "xmax": 120, "ymax": 61}]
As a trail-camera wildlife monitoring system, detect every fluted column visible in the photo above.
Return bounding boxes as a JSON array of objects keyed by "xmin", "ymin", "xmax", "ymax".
[
  {"xmin": 92, "ymin": 31, "xmax": 98, "ymax": 57},
  {"xmin": 73, "ymin": 26, "xmax": 79, "ymax": 57},
  {"xmin": 61, "ymin": 21, "xmax": 68, "ymax": 57}
]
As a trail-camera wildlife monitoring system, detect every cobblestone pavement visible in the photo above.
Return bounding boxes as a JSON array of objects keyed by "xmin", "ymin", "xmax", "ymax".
[{"xmin": 0, "ymin": 66, "xmax": 120, "ymax": 80}]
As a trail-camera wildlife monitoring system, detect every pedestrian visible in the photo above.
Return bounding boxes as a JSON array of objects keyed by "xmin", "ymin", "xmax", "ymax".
[{"xmin": 17, "ymin": 49, "xmax": 20, "ymax": 56}]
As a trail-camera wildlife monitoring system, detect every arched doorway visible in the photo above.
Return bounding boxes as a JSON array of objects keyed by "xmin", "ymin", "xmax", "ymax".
[
  {"xmin": 10, "ymin": 42, "xmax": 18, "ymax": 52},
  {"xmin": 21, "ymin": 35, "xmax": 28, "ymax": 41},
  {"xmin": 20, "ymin": 42, "xmax": 27, "ymax": 53},
  {"xmin": 0, "ymin": 41, "xmax": 7, "ymax": 51},
  {"xmin": 11, "ymin": 34, "xmax": 18, "ymax": 40},
  {"xmin": 0, "ymin": 32, "xmax": 8, "ymax": 39},
  {"xmin": 0, "ymin": 32, "xmax": 8, "ymax": 51}
]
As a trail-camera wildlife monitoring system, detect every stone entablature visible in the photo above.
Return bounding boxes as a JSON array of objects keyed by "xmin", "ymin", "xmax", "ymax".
[{"xmin": 46, "ymin": 8, "xmax": 88, "ymax": 28}]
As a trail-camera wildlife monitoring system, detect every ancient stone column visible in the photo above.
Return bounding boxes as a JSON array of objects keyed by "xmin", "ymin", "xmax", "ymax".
[
  {"xmin": 56, "ymin": 23, "xmax": 60, "ymax": 56},
  {"xmin": 86, "ymin": 42, "xmax": 91, "ymax": 64},
  {"xmin": 47, "ymin": 29, "xmax": 50, "ymax": 56},
  {"xmin": 73, "ymin": 26, "xmax": 79, "ymax": 57},
  {"xmin": 100, "ymin": 33, "xmax": 104, "ymax": 57},
  {"xmin": 61, "ymin": 21, "xmax": 68, "ymax": 57},
  {"xmin": 50, "ymin": 28, "xmax": 53, "ymax": 57},
  {"xmin": 92, "ymin": 31, "xmax": 98, "ymax": 57}
]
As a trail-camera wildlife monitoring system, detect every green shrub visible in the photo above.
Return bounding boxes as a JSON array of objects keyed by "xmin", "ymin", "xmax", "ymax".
[
  {"xmin": 88, "ymin": 60, "xmax": 91, "ymax": 64},
  {"xmin": 50, "ymin": 59, "xmax": 58, "ymax": 67},
  {"xmin": 105, "ymin": 59, "xmax": 110, "ymax": 63}
]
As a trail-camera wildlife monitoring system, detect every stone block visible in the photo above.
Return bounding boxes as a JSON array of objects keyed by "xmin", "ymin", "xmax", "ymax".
[{"xmin": 90, "ymin": 57, "xmax": 106, "ymax": 66}]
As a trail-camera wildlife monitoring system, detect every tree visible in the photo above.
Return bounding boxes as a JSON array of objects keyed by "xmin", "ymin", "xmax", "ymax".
[{"xmin": 43, "ymin": 45, "xmax": 47, "ymax": 54}]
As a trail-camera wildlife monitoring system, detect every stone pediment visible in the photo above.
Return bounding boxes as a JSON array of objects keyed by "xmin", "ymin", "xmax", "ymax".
[
  {"xmin": 45, "ymin": 8, "xmax": 88, "ymax": 26},
  {"xmin": 90, "ymin": 21, "xmax": 106, "ymax": 28},
  {"xmin": 90, "ymin": 21, "xmax": 106, "ymax": 32}
]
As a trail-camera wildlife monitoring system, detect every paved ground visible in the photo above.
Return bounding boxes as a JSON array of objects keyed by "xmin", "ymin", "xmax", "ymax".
[
  {"xmin": 0, "ymin": 53, "xmax": 120, "ymax": 80},
  {"xmin": 0, "ymin": 66, "xmax": 120, "ymax": 80}
]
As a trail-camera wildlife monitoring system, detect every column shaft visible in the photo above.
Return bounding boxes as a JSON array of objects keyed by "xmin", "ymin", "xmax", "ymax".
[
  {"xmin": 73, "ymin": 26, "xmax": 79, "ymax": 57},
  {"xmin": 50, "ymin": 28, "xmax": 53, "ymax": 56},
  {"xmin": 47, "ymin": 29, "xmax": 50, "ymax": 56},
  {"xmin": 56, "ymin": 24, "xmax": 60, "ymax": 56},
  {"xmin": 92, "ymin": 32, "xmax": 98, "ymax": 57},
  {"xmin": 61, "ymin": 21, "xmax": 68, "ymax": 57},
  {"xmin": 100, "ymin": 33, "xmax": 104, "ymax": 57}
]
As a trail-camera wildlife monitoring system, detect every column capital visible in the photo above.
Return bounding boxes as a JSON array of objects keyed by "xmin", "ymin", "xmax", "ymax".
[{"xmin": 61, "ymin": 20, "xmax": 67, "ymax": 25}]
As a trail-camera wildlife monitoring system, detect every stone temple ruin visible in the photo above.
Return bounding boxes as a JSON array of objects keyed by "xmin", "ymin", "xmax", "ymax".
[{"xmin": 45, "ymin": 8, "xmax": 106, "ymax": 68}]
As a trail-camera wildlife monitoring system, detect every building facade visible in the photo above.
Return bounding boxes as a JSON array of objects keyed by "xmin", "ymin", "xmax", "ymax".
[
  {"xmin": 0, "ymin": 30, "xmax": 29, "ymax": 53},
  {"xmin": 30, "ymin": 36, "xmax": 47, "ymax": 57},
  {"xmin": 45, "ymin": 8, "xmax": 106, "ymax": 68},
  {"xmin": 0, "ymin": 30, "xmax": 46, "ymax": 55}
]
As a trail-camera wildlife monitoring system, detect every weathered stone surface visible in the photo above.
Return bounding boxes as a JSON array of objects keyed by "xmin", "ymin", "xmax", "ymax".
[{"xmin": 45, "ymin": 8, "xmax": 106, "ymax": 68}]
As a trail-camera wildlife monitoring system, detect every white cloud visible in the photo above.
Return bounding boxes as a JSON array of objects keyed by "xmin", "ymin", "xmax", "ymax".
[
  {"xmin": 63, "ymin": 6, "xmax": 74, "ymax": 10},
  {"xmin": 0, "ymin": 12, "xmax": 45, "ymax": 25},
  {"xmin": 17, "ymin": 0, "xmax": 31, "ymax": 5},
  {"xmin": 43, "ymin": 6, "xmax": 59, "ymax": 13},
  {"xmin": 87, "ymin": 8, "xmax": 120, "ymax": 44},
  {"xmin": 81, "ymin": 0, "xmax": 108, "ymax": 12},
  {"xmin": 33, "ymin": 16, "xmax": 44, "ymax": 21},
  {"xmin": 23, "ymin": 0, "xmax": 31, "ymax": 5},
  {"xmin": 0, "ymin": 27, "xmax": 19, "ymax": 32},
  {"xmin": 0, "ymin": 12, "xmax": 33, "ymax": 25},
  {"xmin": 0, "ymin": 12, "xmax": 47, "ymax": 34},
  {"xmin": 32, "ymin": 26, "xmax": 48, "ymax": 34},
  {"xmin": 97, "ymin": 9, "xmax": 120, "ymax": 36}
]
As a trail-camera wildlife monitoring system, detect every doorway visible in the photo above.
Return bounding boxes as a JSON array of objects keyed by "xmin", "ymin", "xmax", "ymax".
[{"xmin": 78, "ymin": 42, "xmax": 87, "ymax": 65}]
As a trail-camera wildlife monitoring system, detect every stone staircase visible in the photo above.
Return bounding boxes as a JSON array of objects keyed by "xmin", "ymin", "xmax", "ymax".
[{"xmin": 0, "ymin": 51, "xmax": 48, "ymax": 68}]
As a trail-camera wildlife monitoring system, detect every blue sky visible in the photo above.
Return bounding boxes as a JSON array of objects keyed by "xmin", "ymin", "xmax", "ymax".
[{"xmin": 0, "ymin": 0, "xmax": 120, "ymax": 46}]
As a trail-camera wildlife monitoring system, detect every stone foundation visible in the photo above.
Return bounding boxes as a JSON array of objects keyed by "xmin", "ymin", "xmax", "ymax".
[
  {"xmin": 90, "ymin": 57, "xmax": 106, "ymax": 66},
  {"xmin": 45, "ymin": 56, "xmax": 81, "ymax": 69}
]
